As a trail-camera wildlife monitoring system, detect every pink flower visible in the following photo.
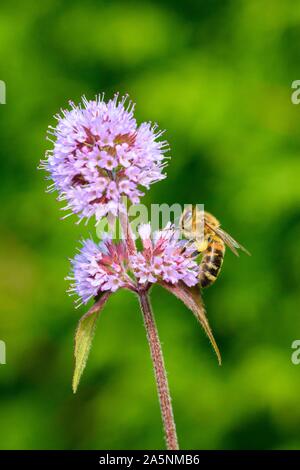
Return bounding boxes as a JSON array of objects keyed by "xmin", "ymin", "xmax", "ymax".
[
  {"xmin": 68, "ymin": 224, "xmax": 199, "ymax": 306},
  {"xmin": 41, "ymin": 94, "xmax": 169, "ymax": 222},
  {"xmin": 131, "ymin": 223, "xmax": 199, "ymax": 287},
  {"xmin": 67, "ymin": 238, "xmax": 133, "ymax": 306}
]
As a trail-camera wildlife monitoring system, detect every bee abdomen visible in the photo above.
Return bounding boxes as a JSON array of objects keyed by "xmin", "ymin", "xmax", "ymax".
[{"xmin": 199, "ymin": 240, "xmax": 225, "ymax": 288}]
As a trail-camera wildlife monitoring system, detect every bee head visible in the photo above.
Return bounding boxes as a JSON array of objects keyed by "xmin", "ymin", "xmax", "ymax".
[{"xmin": 180, "ymin": 205, "xmax": 205, "ymax": 240}]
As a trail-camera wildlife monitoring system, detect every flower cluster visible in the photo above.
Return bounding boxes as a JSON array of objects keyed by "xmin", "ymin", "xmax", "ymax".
[
  {"xmin": 68, "ymin": 224, "xmax": 199, "ymax": 305},
  {"xmin": 67, "ymin": 237, "xmax": 133, "ymax": 306},
  {"xmin": 41, "ymin": 94, "xmax": 169, "ymax": 222},
  {"xmin": 130, "ymin": 224, "xmax": 199, "ymax": 287},
  {"xmin": 41, "ymin": 94, "xmax": 201, "ymax": 305}
]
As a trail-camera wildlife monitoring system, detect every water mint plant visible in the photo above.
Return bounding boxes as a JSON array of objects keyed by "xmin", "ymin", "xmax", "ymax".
[{"xmin": 41, "ymin": 94, "xmax": 221, "ymax": 451}]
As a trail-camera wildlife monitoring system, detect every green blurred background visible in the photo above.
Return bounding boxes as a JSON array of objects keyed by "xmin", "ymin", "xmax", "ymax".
[{"xmin": 1, "ymin": 0, "xmax": 300, "ymax": 450}]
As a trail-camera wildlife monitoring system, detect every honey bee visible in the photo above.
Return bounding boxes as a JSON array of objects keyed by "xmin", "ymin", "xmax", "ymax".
[{"xmin": 180, "ymin": 206, "xmax": 250, "ymax": 288}]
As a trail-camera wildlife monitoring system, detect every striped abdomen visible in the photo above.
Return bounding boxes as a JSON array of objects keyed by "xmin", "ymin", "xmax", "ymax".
[{"xmin": 199, "ymin": 236, "xmax": 225, "ymax": 288}]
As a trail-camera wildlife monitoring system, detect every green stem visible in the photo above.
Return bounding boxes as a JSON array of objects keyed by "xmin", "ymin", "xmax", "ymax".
[{"xmin": 139, "ymin": 291, "xmax": 179, "ymax": 450}]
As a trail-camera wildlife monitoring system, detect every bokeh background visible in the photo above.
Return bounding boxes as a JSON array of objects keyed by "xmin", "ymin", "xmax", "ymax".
[{"xmin": 1, "ymin": 0, "xmax": 300, "ymax": 450}]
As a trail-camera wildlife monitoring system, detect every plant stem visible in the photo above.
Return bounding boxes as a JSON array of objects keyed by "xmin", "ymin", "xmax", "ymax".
[
  {"xmin": 119, "ymin": 206, "xmax": 136, "ymax": 256},
  {"xmin": 119, "ymin": 203, "xmax": 178, "ymax": 448},
  {"xmin": 139, "ymin": 291, "xmax": 179, "ymax": 450}
]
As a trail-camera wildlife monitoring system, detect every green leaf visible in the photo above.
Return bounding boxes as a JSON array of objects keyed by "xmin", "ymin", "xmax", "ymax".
[
  {"xmin": 161, "ymin": 282, "xmax": 222, "ymax": 365},
  {"xmin": 72, "ymin": 292, "xmax": 111, "ymax": 393}
]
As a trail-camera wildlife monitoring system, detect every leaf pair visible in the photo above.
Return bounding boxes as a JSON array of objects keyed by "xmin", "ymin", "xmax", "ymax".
[{"xmin": 73, "ymin": 284, "xmax": 221, "ymax": 393}]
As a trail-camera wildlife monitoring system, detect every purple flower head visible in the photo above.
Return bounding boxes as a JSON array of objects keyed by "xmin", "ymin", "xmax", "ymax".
[
  {"xmin": 130, "ymin": 223, "xmax": 199, "ymax": 287},
  {"xmin": 67, "ymin": 237, "xmax": 133, "ymax": 307},
  {"xmin": 41, "ymin": 94, "xmax": 169, "ymax": 222},
  {"xmin": 68, "ymin": 224, "xmax": 199, "ymax": 306}
]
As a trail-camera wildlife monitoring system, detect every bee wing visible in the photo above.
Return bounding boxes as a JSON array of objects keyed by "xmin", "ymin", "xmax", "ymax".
[{"xmin": 205, "ymin": 223, "xmax": 251, "ymax": 257}]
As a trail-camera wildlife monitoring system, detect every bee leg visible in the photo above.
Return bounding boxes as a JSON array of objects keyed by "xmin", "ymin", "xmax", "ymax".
[{"xmin": 195, "ymin": 239, "xmax": 208, "ymax": 253}]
